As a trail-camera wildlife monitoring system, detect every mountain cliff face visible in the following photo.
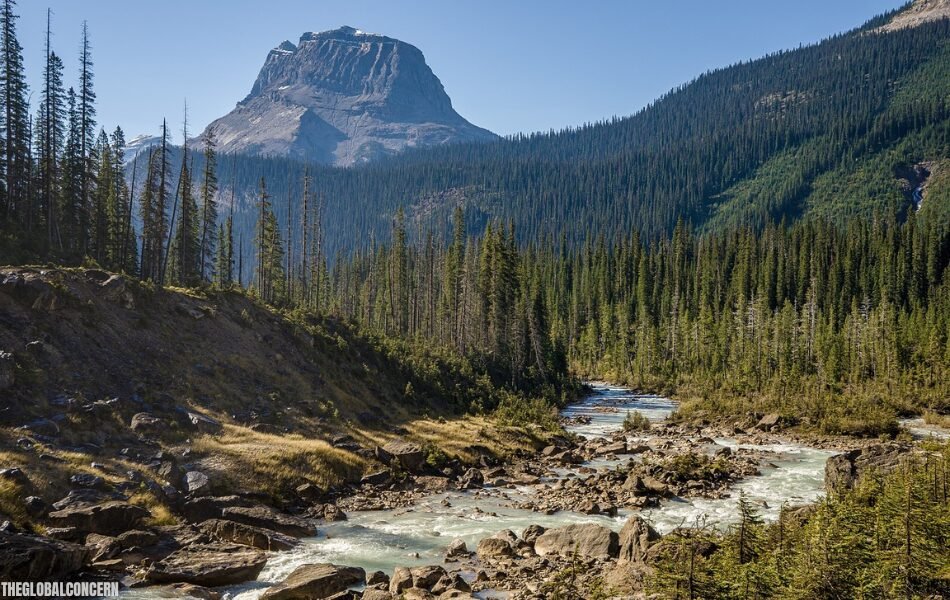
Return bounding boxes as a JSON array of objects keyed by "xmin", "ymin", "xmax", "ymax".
[
  {"xmin": 201, "ymin": 26, "xmax": 497, "ymax": 166},
  {"xmin": 876, "ymin": 0, "xmax": 950, "ymax": 32}
]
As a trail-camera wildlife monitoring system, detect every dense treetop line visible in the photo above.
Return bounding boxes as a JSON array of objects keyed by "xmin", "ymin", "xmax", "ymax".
[{"xmin": 318, "ymin": 209, "xmax": 950, "ymax": 432}]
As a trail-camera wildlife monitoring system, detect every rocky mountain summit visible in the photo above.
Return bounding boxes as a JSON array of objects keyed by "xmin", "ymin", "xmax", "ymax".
[
  {"xmin": 875, "ymin": 0, "xmax": 950, "ymax": 32},
  {"xmin": 201, "ymin": 26, "xmax": 497, "ymax": 166}
]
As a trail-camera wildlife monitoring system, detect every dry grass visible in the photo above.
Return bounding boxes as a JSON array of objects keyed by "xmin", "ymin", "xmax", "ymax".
[
  {"xmin": 128, "ymin": 491, "xmax": 177, "ymax": 526},
  {"xmin": 190, "ymin": 425, "xmax": 367, "ymax": 499},
  {"xmin": 923, "ymin": 411, "xmax": 950, "ymax": 428},
  {"xmin": 0, "ymin": 479, "xmax": 29, "ymax": 526},
  {"xmin": 355, "ymin": 415, "xmax": 553, "ymax": 465},
  {"xmin": 0, "ymin": 429, "xmax": 185, "ymax": 528}
]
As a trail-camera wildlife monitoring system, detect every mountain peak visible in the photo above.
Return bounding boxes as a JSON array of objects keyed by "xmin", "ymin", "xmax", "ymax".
[
  {"xmin": 203, "ymin": 27, "xmax": 496, "ymax": 165},
  {"xmin": 876, "ymin": 0, "xmax": 950, "ymax": 32}
]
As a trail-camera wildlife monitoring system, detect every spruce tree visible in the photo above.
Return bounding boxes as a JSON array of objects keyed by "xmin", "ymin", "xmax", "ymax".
[
  {"xmin": 78, "ymin": 22, "xmax": 95, "ymax": 252},
  {"xmin": 0, "ymin": 0, "xmax": 29, "ymax": 228},
  {"xmin": 198, "ymin": 128, "xmax": 218, "ymax": 282}
]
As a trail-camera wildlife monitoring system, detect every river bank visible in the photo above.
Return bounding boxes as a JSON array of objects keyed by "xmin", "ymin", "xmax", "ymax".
[
  {"xmin": 5, "ymin": 383, "xmax": 946, "ymax": 599},
  {"xmin": 111, "ymin": 384, "xmax": 850, "ymax": 599}
]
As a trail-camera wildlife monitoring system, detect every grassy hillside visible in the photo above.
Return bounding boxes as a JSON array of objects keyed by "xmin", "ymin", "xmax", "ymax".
[{"xmin": 0, "ymin": 268, "xmax": 557, "ymax": 528}]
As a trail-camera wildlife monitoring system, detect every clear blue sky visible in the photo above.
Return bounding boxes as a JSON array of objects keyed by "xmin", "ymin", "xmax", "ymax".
[{"xmin": 18, "ymin": 0, "xmax": 904, "ymax": 141}]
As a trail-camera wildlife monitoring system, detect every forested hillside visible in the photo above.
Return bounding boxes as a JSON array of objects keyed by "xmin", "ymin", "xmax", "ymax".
[
  {"xmin": 320, "ymin": 210, "xmax": 950, "ymax": 435},
  {"xmin": 0, "ymin": 0, "xmax": 948, "ymax": 431},
  {"xmin": 122, "ymin": 7, "xmax": 950, "ymax": 268}
]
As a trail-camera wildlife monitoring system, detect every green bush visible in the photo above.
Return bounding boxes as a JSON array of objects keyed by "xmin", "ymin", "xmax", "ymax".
[{"xmin": 622, "ymin": 410, "xmax": 652, "ymax": 432}]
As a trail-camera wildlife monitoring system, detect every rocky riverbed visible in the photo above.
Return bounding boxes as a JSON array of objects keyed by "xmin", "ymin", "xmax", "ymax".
[{"xmin": 4, "ymin": 384, "xmax": 942, "ymax": 599}]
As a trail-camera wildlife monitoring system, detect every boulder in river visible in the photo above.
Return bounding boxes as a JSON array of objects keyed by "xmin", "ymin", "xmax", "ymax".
[
  {"xmin": 390, "ymin": 567, "xmax": 413, "ymax": 595},
  {"xmin": 476, "ymin": 536, "xmax": 514, "ymax": 560},
  {"xmin": 597, "ymin": 440, "xmax": 627, "ymax": 455},
  {"xmin": 198, "ymin": 518, "xmax": 300, "ymax": 551},
  {"xmin": 146, "ymin": 543, "xmax": 267, "ymax": 586},
  {"xmin": 158, "ymin": 584, "xmax": 222, "ymax": 600},
  {"xmin": 444, "ymin": 538, "xmax": 469, "ymax": 560},
  {"xmin": 221, "ymin": 505, "xmax": 316, "ymax": 537},
  {"xmin": 261, "ymin": 563, "xmax": 365, "ymax": 600},
  {"xmin": 534, "ymin": 523, "xmax": 619, "ymax": 560},
  {"xmin": 521, "ymin": 524, "xmax": 546, "ymax": 545},
  {"xmin": 367, "ymin": 570, "xmax": 390, "ymax": 585},
  {"xmin": 640, "ymin": 475, "xmax": 671, "ymax": 497},
  {"xmin": 458, "ymin": 468, "xmax": 484, "ymax": 489},
  {"xmin": 409, "ymin": 565, "xmax": 447, "ymax": 589}
]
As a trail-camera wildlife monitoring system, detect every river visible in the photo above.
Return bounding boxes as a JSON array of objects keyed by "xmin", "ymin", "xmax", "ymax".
[{"xmin": 124, "ymin": 383, "xmax": 835, "ymax": 599}]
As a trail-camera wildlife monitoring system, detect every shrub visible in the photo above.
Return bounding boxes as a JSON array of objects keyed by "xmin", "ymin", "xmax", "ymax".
[{"xmin": 623, "ymin": 410, "xmax": 652, "ymax": 432}]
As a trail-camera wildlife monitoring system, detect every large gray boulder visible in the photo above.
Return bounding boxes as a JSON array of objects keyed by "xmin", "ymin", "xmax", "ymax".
[
  {"xmin": 617, "ymin": 516, "xmax": 661, "ymax": 563},
  {"xmin": 130, "ymin": 412, "xmax": 163, "ymax": 433},
  {"xmin": 389, "ymin": 567, "xmax": 413, "ymax": 595},
  {"xmin": 380, "ymin": 440, "xmax": 426, "ymax": 472},
  {"xmin": 476, "ymin": 537, "xmax": 514, "ymax": 560},
  {"xmin": 409, "ymin": 565, "xmax": 447, "ymax": 590},
  {"xmin": 0, "ymin": 532, "xmax": 89, "ymax": 580},
  {"xmin": 198, "ymin": 519, "xmax": 300, "ymax": 551},
  {"xmin": 221, "ymin": 505, "xmax": 316, "ymax": 537},
  {"xmin": 181, "ymin": 495, "xmax": 253, "ymax": 523},
  {"xmin": 47, "ymin": 501, "xmax": 149, "ymax": 536},
  {"xmin": 146, "ymin": 543, "xmax": 267, "ymax": 586},
  {"xmin": 261, "ymin": 563, "xmax": 365, "ymax": 600},
  {"xmin": 184, "ymin": 471, "xmax": 211, "ymax": 495},
  {"xmin": 534, "ymin": 523, "xmax": 619, "ymax": 560}
]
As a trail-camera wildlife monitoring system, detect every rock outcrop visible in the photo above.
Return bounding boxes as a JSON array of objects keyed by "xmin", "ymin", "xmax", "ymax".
[
  {"xmin": 261, "ymin": 563, "xmax": 365, "ymax": 600},
  {"xmin": 200, "ymin": 26, "xmax": 497, "ymax": 166},
  {"xmin": 198, "ymin": 518, "xmax": 300, "ymax": 551},
  {"xmin": 533, "ymin": 523, "xmax": 620, "ymax": 560},
  {"xmin": 825, "ymin": 443, "xmax": 912, "ymax": 491},
  {"xmin": 220, "ymin": 505, "xmax": 316, "ymax": 537},
  {"xmin": 146, "ymin": 543, "xmax": 268, "ymax": 586},
  {"xmin": 0, "ymin": 532, "xmax": 89, "ymax": 580},
  {"xmin": 47, "ymin": 501, "xmax": 149, "ymax": 536}
]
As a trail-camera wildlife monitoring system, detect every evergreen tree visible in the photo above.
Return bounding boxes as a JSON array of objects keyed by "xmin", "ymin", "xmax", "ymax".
[
  {"xmin": 77, "ymin": 20, "xmax": 95, "ymax": 255},
  {"xmin": 140, "ymin": 121, "xmax": 170, "ymax": 282},
  {"xmin": 35, "ymin": 11, "xmax": 66, "ymax": 252},
  {"xmin": 110, "ymin": 126, "xmax": 136, "ymax": 273},
  {"xmin": 254, "ymin": 176, "xmax": 285, "ymax": 304},
  {"xmin": 0, "ymin": 0, "xmax": 29, "ymax": 228},
  {"xmin": 60, "ymin": 87, "xmax": 83, "ymax": 256},
  {"xmin": 198, "ymin": 128, "xmax": 218, "ymax": 282},
  {"xmin": 170, "ymin": 110, "xmax": 199, "ymax": 287}
]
